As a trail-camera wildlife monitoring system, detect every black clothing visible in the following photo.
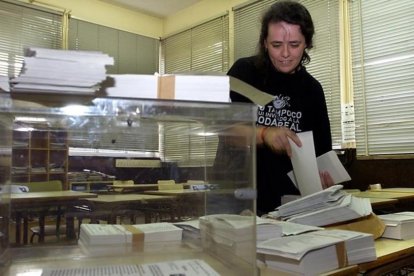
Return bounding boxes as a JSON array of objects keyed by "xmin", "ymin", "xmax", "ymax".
[{"xmin": 228, "ymin": 55, "xmax": 332, "ymax": 214}]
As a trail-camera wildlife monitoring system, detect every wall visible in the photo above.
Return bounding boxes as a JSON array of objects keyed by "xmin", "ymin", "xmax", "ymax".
[
  {"xmin": 17, "ymin": 0, "xmax": 163, "ymax": 38},
  {"xmin": 163, "ymin": 0, "xmax": 247, "ymax": 35},
  {"xmin": 347, "ymin": 159, "xmax": 414, "ymax": 191}
]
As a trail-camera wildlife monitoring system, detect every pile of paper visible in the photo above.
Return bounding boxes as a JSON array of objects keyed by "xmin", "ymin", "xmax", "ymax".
[
  {"xmin": 199, "ymin": 214, "xmax": 256, "ymax": 262},
  {"xmin": 79, "ymin": 222, "xmax": 182, "ymax": 246},
  {"xmin": 11, "ymin": 47, "xmax": 113, "ymax": 94},
  {"xmin": 257, "ymin": 229, "xmax": 376, "ymax": 275},
  {"xmin": 268, "ymin": 185, "xmax": 372, "ymax": 227},
  {"xmin": 105, "ymin": 73, "xmax": 230, "ymax": 103},
  {"xmin": 378, "ymin": 211, "xmax": 414, "ymax": 240},
  {"xmin": 173, "ymin": 219, "xmax": 202, "ymax": 247},
  {"xmin": 0, "ymin": 76, "xmax": 9, "ymax": 92}
]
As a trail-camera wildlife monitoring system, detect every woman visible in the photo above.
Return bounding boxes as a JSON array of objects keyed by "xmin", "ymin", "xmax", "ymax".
[{"xmin": 228, "ymin": 0, "xmax": 333, "ymax": 215}]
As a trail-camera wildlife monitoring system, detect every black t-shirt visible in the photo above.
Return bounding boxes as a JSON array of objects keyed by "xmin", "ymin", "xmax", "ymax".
[{"xmin": 228, "ymin": 56, "xmax": 332, "ymax": 214}]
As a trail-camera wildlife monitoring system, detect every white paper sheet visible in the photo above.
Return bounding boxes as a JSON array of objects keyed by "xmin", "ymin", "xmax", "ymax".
[{"xmin": 288, "ymin": 131, "xmax": 322, "ymax": 196}]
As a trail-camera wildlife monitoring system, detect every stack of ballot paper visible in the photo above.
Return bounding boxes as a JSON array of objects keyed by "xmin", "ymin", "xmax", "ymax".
[
  {"xmin": 257, "ymin": 229, "xmax": 376, "ymax": 275},
  {"xmin": 11, "ymin": 47, "xmax": 113, "ymax": 94},
  {"xmin": 0, "ymin": 75, "xmax": 9, "ymax": 92},
  {"xmin": 173, "ymin": 219, "xmax": 202, "ymax": 247},
  {"xmin": 378, "ymin": 211, "xmax": 414, "ymax": 240},
  {"xmin": 105, "ymin": 73, "xmax": 230, "ymax": 102},
  {"xmin": 268, "ymin": 185, "xmax": 372, "ymax": 227},
  {"xmin": 79, "ymin": 222, "xmax": 182, "ymax": 246},
  {"xmin": 199, "ymin": 214, "xmax": 256, "ymax": 262}
]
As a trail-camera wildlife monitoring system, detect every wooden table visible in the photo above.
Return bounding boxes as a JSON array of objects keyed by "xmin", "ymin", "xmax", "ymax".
[
  {"xmin": 353, "ymin": 191, "xmax": 414, "ymax": 201},
  {"xmin": 11, "ymin": 191, "xmax": 97, "ymax": 244},
  {"xmin": 87, "ymin": 194, "xmax": 174, "ymax": 204},
  {"xmin": 87, "ymin": 194, "xmax": 177, "ymax": 223},
  {"xmin": 368, "ymin": 197, "xmax": 398, "ymax": 208},
  {"xmin": 358, "ymin": 238, "xmax": 414, "ymax": 275},
  {"xmin": 144, "ymin": 189, "xmax": 207, "ymax": 219},
  {"xmin": 107, "ymin": 184, "xmax": 191, "ymax": 193},
  {"xmin": 373, "ymin": 187, "xmax": 414, "ymax": 193}
]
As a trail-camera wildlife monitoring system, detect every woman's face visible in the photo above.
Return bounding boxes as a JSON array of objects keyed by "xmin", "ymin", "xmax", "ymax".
[{"xmin": 264, "ymin": 21, "xmax": 306, "ymax": 74}]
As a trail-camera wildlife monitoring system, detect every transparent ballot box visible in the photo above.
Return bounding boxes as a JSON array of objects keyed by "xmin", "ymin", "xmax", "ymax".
[{"xmin": 0, "ymin": 94, "xmax": 258, "ymax": 276}]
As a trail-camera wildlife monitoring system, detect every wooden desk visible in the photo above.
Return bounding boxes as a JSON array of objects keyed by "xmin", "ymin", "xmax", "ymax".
[
  {"xmin": 368, "ymin": 197, "xmax": 398, "ymax": 208},
  {"xmin": 374, "ymin": 188, "xmax": 414, "ymax": 193},
  {"xmin": 354, "ymin": 191, "xmax": 414, "ymax": 200},
  {"xmin": 107, "ymin": 184, "xmax": 191, "ymax": 193},
  {"xmin": 87, "ymin": 194, "xmax": 177, "ymax": 223},
  {"xmin": 107, "ymin": 184, "xmax": 159, "ymax": 193},
  {"xmin": 87, "ymin": 194, "xmax": 174, "ymax": 204},
  {"xmin": 358, "ymin": 238, "xmax": 414, "ymax": 275},
  {"xmin": 143, "ymin": 189, "xmax": 206, "ymax": 196},
  {"xmin": 144, "ymin": 189, "xmax": 207, "ymax": 219},
  {"xmin": 11, "ymin": 191, "xmax": 97, "ymax": 244}
]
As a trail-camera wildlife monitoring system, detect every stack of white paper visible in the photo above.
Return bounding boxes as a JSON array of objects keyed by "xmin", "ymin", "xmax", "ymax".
[
  {"xmin": 257, "ymin": 229, "xmax": 376, "ymax": 275},
  {"xmin": 172, "ymin": 74, "xmax": 230, "ymax": 103},
  {"xmin": 268, "ymin": 185, "xmax": 372, "ymax": 227},
  {"xmin": 79, "ymin": 222, "xmax": 183, "ymax": 246},
  {"xmin": 173, "ymin": 219, "xmax": 201, "ymax": 247},
  {"xmin": 312, "ymin": 229, "xmax": 376, "ymax": 265},
  {"xmin": 104, "ymin": 73, "xmax": 230, "ymax": 102},
  {"xmin": 199, "ymin": 214, "xmax": 256, "ymax": 262},
  {"xmin": 378, "ymin": 211, "xmax": 414, "ymax": 240},
  {"xmin": 256, "ymin": 217, "xmax": 283, "ymax": 242},
  {"xmin": 0, "ymin": 75, "xmax": 9, "ymax": 92},
  {"xmin": 105, "ymin": 74, "xmax": 158, "ymax": 99},
  {"xmin": 257, "ymin": 233, "xmax": 343, "ymax": 275},
  {"xmin": 276, "ymin": 185, "xmax": 346, "ymax": 217},
  {"xmin": 11, "ymin": 47, "xmax": 113, "ymax": 94}
]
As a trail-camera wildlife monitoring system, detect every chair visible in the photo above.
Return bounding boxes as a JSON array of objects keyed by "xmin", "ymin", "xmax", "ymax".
[
  {"xmin": 64, "ymin": 199, "xmax": 113, "ymax": 239},
  {"xmin": 25, "ymin": 180, "xmax": 64, "ymax": 243}
]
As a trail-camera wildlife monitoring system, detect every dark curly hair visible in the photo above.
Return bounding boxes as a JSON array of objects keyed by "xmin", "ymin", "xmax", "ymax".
[{"xmin": 256, "ymin": 0, "xmax": 315, "ymax": 70}]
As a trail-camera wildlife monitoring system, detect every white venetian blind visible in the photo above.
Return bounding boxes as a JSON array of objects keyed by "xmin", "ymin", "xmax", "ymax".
[
  {"xmin": 349, "ymin": 0, "xmax": 414, "ymax": 156},
  {"xmin": 0, "ymin": 0, "xmax": 62, "ymax": 77},
  {"xmin": 233, "ymin": 0, "xmax": 342, "ymax": 148},
  {"xmin": 160, "ymin": 14, "xmax": 229, "ymax": 74},
  {"xmin": 159, "ymin": 15, "xmax": 229, "ymax": 166},
  {"xmin": 159, "ymin": 122, "xmax": 219, "ymax": 167}
]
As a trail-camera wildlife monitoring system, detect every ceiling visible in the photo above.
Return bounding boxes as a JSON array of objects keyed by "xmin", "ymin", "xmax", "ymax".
[{"xmin": 103, "ymin": 0, "xmax": 203, "ymax": 18}]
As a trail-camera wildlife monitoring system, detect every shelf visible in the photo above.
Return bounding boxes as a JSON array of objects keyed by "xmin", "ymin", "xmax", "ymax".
[{"xmin": 11, "ymin": 125, "xmax": 69, "ymax": 189}]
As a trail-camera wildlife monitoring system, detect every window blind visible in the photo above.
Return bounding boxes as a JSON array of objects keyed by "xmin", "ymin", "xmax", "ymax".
[
  {"xmin": 160, "ymin": 14, "xmax": 229, "ymax": 74},
  {"xmin": 0, "ymin": 0, "xmax": 62, "ymax": 77},
  {"xmin": 233, "ymin": 0, "xmax": 342, "ymax": 148},
  {"xmin": 349, "ymin": 0, "xmax": 414, "ymax": 156},
  {"xmin": 159, "ymin": 122, "xmax": 219, "ymax": 167},
  {"xmin": 159, "ymin": 15, "xmax": 228, "ymax": 166}
]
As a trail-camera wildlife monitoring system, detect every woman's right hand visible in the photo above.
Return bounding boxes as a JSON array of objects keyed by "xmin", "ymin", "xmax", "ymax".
[{"xmin": 260, "ymin": 126, "xmax": 302, "ymax": 157}]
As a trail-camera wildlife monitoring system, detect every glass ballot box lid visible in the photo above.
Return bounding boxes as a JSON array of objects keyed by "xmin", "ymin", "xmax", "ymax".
[{"xmin": 0, "ymin": 94, "xmax": 258, "ymax": 276}]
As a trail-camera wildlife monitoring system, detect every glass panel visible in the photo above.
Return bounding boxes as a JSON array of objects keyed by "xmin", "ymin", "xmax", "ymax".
[{"xmin": 0, "ymin": 94, "xmax": 257, "ymax": 275}]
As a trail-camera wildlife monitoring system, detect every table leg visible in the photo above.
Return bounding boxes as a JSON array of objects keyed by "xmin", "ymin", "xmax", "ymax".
[
  {"xmin": 15, "ymin": 212, "xmax": 21, "ymax": 244},
  {"xmin": 38, "ymin": 214, "xmax": 45, "ymax": 243},
  {"xmin": 23, "ymin": 215, "xmax": 29, "ymax": 244},
  {"xmin": 66, "ymin": 216, "xmax": 76, "ymax": 240}
]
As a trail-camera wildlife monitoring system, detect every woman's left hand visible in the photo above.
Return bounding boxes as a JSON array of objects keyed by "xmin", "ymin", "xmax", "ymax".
[{"xmin": 320, "ymin": 171, "xmax": 334, "ymax": 189}]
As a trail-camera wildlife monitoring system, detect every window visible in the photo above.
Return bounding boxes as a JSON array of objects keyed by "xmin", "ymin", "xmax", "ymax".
[
  {"xmin": 160, "ymin": 14, "xmax": 229, "ymax": 74},
  {"xmin": 159, "ymin": 14, "xmax": 229, "ymax": 166},
  {"xmin": 233, "ymin": 0, "xmax": 342, "ymax": 148},
  {"xmin": 349, "ymin": 0, "xmax": 414, "ymax": 156},
  {"xmin": 0, "ymin": 0, "xmax": 62, "ymax": 78}
]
